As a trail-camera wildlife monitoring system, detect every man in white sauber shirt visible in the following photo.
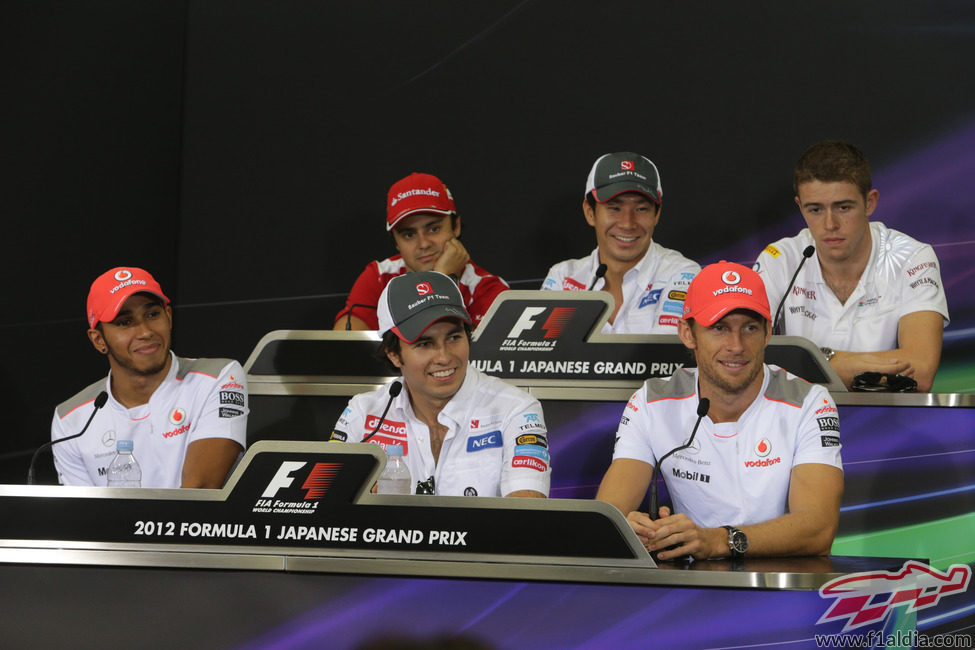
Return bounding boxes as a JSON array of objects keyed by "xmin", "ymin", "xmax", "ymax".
[
  {"xmin": 755, "ymin": 141, "xmax": 948, "ymax": 391},
  {"xmin": 597, "ymin": 261, "xmax": 843, "ymax": 560},
  {"xmin": 51, "ymin": 267, "xmax": 248, "ymax": 488},
  {"xmin": 541, "ymin": 152, "xmax": 700, "ymax": 334},
  {"xmin": 329, "ymin": 271, "xmax": 550, "ymax": 498}
]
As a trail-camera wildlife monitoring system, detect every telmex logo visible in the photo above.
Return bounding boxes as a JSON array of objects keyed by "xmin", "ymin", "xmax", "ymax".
[
  {"xmin": 262, "ymin": 461, "xmax": 342, "ymax": 500},
  {"xmin": 818, "ymin": 560, "xmax": 972, "ymax": 632}
]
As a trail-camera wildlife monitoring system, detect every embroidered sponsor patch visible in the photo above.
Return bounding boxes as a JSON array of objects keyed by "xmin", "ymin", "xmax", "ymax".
[
  {"xmin": 219, "ymin": 407, "xmax": 243, "ymax": 418},
  {"xmin": 467, "ymin": 431, "xmax": 502, "ymax": 452},
  {"xmin": 329, "ymin": 430, "xmax": 348, "ymax": 442},
  {"xmin": 220, "ymin": 391, "xmax": 245, "ymax": 407},
  {"xmin": 516, "ymin": 434, "xmax": 548, "ymax": 448},
  {"xmin": 764, "ymin": 245, "xmax": 781, "ymax": 258},
  {"xmin": 817, "ymin": 416, "xmax": 840, "ymax": 432},
  {"xmin": 514, "ymin": 445, "xmax": 550, "ymax": 463},
  {"xmin": 512, "ymin": 456, "xmax": 547, "ymax": 472},
  {"xmin": 668, "ymin": 290, "xmax": 686, "ymax": 301},
  {"xmin": 639, "ymin": 288, "xmax": 663, "ymax": 309},
  {"xmin": 821, "ymin": 435, "xmax": 841, "ymax": 447}
]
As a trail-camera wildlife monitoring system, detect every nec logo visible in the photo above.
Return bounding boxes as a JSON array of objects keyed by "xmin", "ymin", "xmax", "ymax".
[
  {"xmin": 467, "ymin": 431, "xmax": 502, "ymax": 452},
  {"xmin": 505, "ymin": 307, "xmax": 576, "ymax": 339},
  {"xmin": 262, "ymin": 461, "xmax": 342, "ymax": 500}
]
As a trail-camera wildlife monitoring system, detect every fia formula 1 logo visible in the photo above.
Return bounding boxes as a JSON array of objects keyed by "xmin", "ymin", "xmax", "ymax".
[
  {"xmin": 818, "ymin": 560, "xmax": 971, "ymax": 632},
  {"xmin": 253, "ymin": 461, "xmax": 342, "ymax": 513},
  {"xmin": 505, "ymin": 307, "xmax": 576, "ymax": 341}
]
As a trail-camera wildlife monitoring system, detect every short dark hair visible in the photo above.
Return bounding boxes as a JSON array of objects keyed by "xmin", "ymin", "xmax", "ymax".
[
  {"xmin": 793, "ymin": 140, "xmax": 872, "ymax": 199},
  {"xmin": 375, "ymin": 319, "xmax": 473, "ymax": 373}
]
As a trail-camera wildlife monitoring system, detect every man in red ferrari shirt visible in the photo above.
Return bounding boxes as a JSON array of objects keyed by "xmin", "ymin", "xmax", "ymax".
[{"xmin": 334, "ymin": 172, "xmax": 509, "ymax": 330}]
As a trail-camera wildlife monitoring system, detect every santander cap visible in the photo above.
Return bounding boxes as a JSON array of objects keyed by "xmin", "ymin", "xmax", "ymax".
[
  {"xmin": 377, "ymin": 271, "xmax": 472, "ymax": 342},
  {"xmin": 86, "ymin": 267, "xmax": 170, "ymax": 329},
  {"xmin": 386, "ymin": 173, "xmax": 456, "ymax": 231},
  {"xmin": 682, "ymin": 261, "xmax": 771, "ymax": 326}
]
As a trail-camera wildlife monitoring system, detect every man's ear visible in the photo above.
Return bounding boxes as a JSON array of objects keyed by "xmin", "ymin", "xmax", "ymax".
[
  {"xmin": 677, "ymin": 318, "xmax": 697, "ymax": 350},
  {"xmin": 87, "ymin": 328, "xmax": 107, "ymax": 354},
  {"xmin": 583, "ymin": 199, "xmax": 597, "ymax": 227},
  {"xmin": 386, "ymin": 349, "xmax": 403, "ymax": 369}
]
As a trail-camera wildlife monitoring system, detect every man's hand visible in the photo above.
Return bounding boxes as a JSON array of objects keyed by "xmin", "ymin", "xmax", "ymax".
[
  {"xmin": 433, "ymin": 238, "xmax": 470, "ymax": 278},
  {"xmin": 830, "ymin": 350, "xmax": 912, "ymax": 389},
  {"xmin": 626, "ymin": 506, "xmax": 722, "ymax": 561}
]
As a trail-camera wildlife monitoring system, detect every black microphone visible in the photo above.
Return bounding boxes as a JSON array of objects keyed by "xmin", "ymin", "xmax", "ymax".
[
  {"xmin": 648, "ymin": 397, "xmax": 709, "ymax": 520},
  {"xmin": 588, "ymin": 263, "xmax": 608, "ymax": 290},
  {"xmin": 772, "ymin": 245, "xmax": 815, "ymax": 334},
  {"xmin": 345, "ymin": 304, "xmax": 379, "ymax": 330},
  {"xmin": 28, "ymin": 391, "xmax": 108, "ymax": 485},
  {"xmin": 362, "ymin": 381, "xmax": 403, "ymax": 442}
]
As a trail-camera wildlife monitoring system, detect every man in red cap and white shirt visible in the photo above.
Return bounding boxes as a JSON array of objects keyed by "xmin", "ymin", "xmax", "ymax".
[
  {"xmin": 50, "ymin": 267, "xmax": 248, "ymax": 488},
  {"xmin": 542, "ymin": 152, "xmax": 700, "ymax": 333},
  {"xmin": 596, "ymin": 261, "xmax": 843, "ymax": 560},
  {"xmin": 334, "ymin": 172, "xmax": 509, "ymax": 330},
  {"xmin": 330, "ymin": 271, "xmax": 549, "ymax": 498}
]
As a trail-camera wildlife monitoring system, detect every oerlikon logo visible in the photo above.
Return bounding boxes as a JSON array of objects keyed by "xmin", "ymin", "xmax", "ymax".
[
  {"xmin": 262, "ymin": 461, "xmax": 342, "ymax": 500},
  {"xmin": 818, "ymin": 561, "xmax": 971, "ymax": 632}
]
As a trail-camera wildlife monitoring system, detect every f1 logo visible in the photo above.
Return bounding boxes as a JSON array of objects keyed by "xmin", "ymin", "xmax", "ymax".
[
  {"xmin": 506, "ymin": 307, "xmax": 546, "ymax": 339},
  {"xmin": 261, "ymin": 461, "xmax": 341, "ymax": 500},
  {"xmin": 262, "ymin": 461, "xmax": 305, "ymax": 497}
]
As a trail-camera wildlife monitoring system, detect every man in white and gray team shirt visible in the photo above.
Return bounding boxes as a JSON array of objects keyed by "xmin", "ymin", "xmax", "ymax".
[
  {"xmin": 51, "ymin": 267, "xmax": 248, "ymax": 488},
  {"xmin": 755, "ymin": 140, "xmax": 948, "ymax": 391},
  {"xmin": 541, "ymin": 152, "xmax": 700, "ymax": 334},
  {"xmin": 597, "ymin": 261, "xmax": 843, "ymax": 560},
  {"xmin": 330, "ymin": 271, "xmax": 550, "ymax": 497}
]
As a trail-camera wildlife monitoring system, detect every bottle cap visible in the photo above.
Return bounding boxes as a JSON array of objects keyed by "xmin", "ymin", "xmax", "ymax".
[
  {"xmin": 386, "ymin": 444, "xmax": 404, "ymax": 456},
  {"xmin": 117, "ymin": 439, "xmax": 134, "ymax": 452}
]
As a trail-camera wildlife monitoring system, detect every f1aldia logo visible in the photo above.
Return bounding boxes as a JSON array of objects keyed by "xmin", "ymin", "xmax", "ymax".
[
  {"xmin": 262, "ymin": 462, "xmax": 342, "ymax": 500},
  {"xmin": 818, "ymin": 560, "xmax": 971, "ymax": 632}
]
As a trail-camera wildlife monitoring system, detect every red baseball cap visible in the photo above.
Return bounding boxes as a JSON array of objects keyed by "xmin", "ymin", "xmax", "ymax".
[
  {"xmin": 386, "ymin": 172, "xmax": 456, "ymax": 231},
  {"xmin": 86, "ymin": 267, "xmax": 170, "ymax": 329},
  {"xmin": 682, "ymin": 261, "xmax": 771, "ymax": 326}
]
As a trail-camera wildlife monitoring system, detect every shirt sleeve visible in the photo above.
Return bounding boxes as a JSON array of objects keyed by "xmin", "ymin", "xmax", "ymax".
[
  {"xmin": 540, "ymin": 264, "xmax": 562, "ymax": 290},
  {"xmin": 187, "ymin": 361, "xmax": 248, "ymax": 450},
  {"xmin": 335, "ymin": 262, "xmax": 382, "ymax": 329},
  {"xmin": 754, "ymin": 243, "xmax": 788, "ymax": 319},
  {"xmin": 500, "ymin": 398, "xmax": 551, "ymax": 496},
  {"xmin": 896, "ymin": 245, "xmax": 950, "ymax": 324},
  {"xmin": 464, "ymin": 265, "xmax": 510, "ymax": 325},
  {"xmin": 655, "ymin": 262, "xmax": 700, "ymax": 330},
  {"xmin": 610, "ymin": 384, "xmax": 658, "ymax": 466},
  {"xmin": 51, "ymin": 410, "xmax": 95, "ymax": 486},
  {"xmin": 330, "ymin": 396, "xmax": 365, "ymax": 443},
  {"xmin": 793, "ymin": 385, "xmax": 843, "ymax": 470}
]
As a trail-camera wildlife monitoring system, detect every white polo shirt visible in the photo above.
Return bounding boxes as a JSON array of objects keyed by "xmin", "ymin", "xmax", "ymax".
[
  {"xmin": 613, "ymin": 366, "xmax": 842, "ymax": 528},
  {"xmin": 754, "ymin": 221, "xmax": 949, "ymax": 352},
  {"xmin": 51, "ymin": 353, "xmax": 248, "ymax": 488},
  {"xmin": 541, "ymin": 242, "xmax": 700, "ymax": 334},
  {"xmin": 331, "ymin": 366, "xmax": 551, "ymax": 497}
]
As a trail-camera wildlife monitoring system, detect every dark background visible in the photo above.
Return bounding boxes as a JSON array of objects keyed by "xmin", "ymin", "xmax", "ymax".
[{"xmin": 3, "ymin": 1, "xmax": 974, "ymax": 479}]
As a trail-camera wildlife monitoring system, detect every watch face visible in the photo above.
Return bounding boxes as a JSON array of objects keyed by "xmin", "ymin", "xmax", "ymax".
[{"xmin": 731, "ymin": 530, "xmax": 748, "ymax": 553}]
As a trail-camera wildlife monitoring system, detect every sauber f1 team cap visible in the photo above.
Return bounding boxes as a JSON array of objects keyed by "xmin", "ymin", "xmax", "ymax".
[
  {"xmin": 86, "ymin": 267, "xmax": 170, "ymax": 329},
  {"xmin": 682, "ymin": 261, "xmax": 771, "ymax": 326},
  {"xmin": 586, "ymin": 152, "xmax": 662, "ymax": 204},
  {"xmin": 386, "ymin": 172, "xmax": 456, "ymax": 231},
  {"xmin": 377, "ymin": 271, "xmax": 472, "ymax": 342}
]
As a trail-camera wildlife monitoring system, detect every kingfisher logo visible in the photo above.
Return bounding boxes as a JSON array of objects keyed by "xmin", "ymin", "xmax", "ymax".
[
  {"xmin": 817, "ymin": 561, "xmax": 971, "ymax": 632},
  {"xmin": 254, "ymin": 461, "xmax": 342, "ymax": 513}
]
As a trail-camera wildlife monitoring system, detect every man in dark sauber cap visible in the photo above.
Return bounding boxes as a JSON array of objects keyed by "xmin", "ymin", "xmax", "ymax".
[
  {"xmin": 542, "ymin": 152, "xmax": 700, "ymax": 334},
  {"xmin": 330, "ymin": 271, "xmax": 550, "ymax": 497}
]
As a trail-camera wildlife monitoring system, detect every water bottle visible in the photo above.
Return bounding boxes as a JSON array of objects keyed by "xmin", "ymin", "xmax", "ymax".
[
  {"xmin": 107, "ymin": 439, "xmax": 142, "ymax": 487},
  {"xmin": 377, "ymin": 444, "xmax": 411, "ymax": 495}
]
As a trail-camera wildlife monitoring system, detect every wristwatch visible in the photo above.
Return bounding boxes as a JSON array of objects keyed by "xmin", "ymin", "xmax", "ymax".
[
  {"xmin": 820, "ymin": 346, "xmax": 835, "ymax": 362},
  {"xmin": 722, "ymin": 525, "xmax": 748, "ymax": 559}
]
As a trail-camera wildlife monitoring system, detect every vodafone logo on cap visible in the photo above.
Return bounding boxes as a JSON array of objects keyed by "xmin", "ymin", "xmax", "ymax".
[
  {"xmin": 114, "ymin": 270, "xmax": 133, "ymax": 282},
  {"xmin": 721, "ymin": 271, "xmax": 741, "ymax": 285},
  {"xmin": 416, "ymin": 282, "xmax": 432, "ymax": 296},
  {"xmin": 621, "ymin": 160, "xmax": 634, "ymax": 170},
  {"xmin": 755, "ymin": 438, "xmax": 771, "ymax": 457}
]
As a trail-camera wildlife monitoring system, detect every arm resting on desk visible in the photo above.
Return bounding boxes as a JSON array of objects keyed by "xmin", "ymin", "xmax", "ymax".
[{"xmin": 181, "ymin": 438, "xmax": 244, "ymax": 489}]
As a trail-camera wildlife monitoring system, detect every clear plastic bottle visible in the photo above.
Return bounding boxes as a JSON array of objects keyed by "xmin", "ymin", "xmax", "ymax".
[
  {"xmin": 107, "ymin": 439, "xmax": 142, "ymax": 488},
  {"xmin": 377, "ymin": 444, "xmax": 411, "ymax": 495}
]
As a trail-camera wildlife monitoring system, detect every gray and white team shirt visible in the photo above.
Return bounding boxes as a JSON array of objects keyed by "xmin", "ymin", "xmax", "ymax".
[
  {"xmin": 51, "ymin": 352, "xmax": 248, "ymax": 488},
  {"xmin": 755, "ymin": 221, "xmax": 949, "ymax": 352},
  {"xmin": 331, "ymin": 366, "xmax": 551, "ymax": 497},
  {"xmin": 613, "ymin": 366, "xmax": 842, "ymax": 528},
  {"xmin": 541, "ymin": 243, "xmax": 700, "ymax": 334}
]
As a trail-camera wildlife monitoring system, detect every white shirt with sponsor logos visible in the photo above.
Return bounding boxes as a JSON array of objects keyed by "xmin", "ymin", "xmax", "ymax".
[
  {"xmin": 613, "ymin": 365, "xmax": 842, "ymax": 528},
  {"xmin": 51, "ymin": 352, "xmax": 248, "ymax": 488},
  {"xmin": 331, "ymin": 366, "xmax": 550, "ymax": 497},
  {"xmin": 541, "ymin": 243, "xmax": 700, "ymax": 334},
  {"xmin": 755, "ymin": 221, "xmax": 949, "ymax": 352}
]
